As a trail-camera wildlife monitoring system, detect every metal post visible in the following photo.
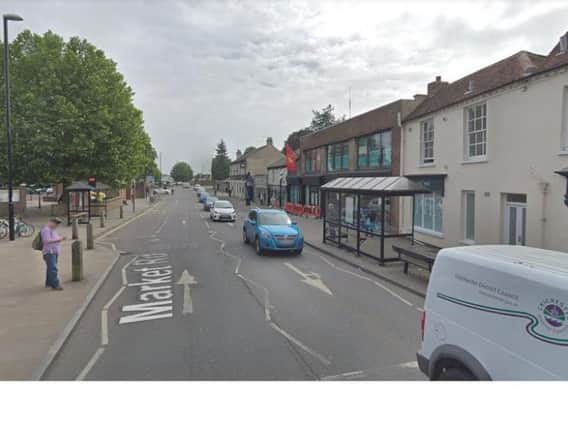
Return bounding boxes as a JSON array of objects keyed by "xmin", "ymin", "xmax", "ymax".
[
  {"xmin": 72, "ymin": 218, "xmax": 78, "ymax": 240},
  {"xmin": 71, "ymin": 240, "xmax": 83, "ymax": 281},
  {"xmin": 411, "ymin": 195, "xmax": 416, "ymax": 244},
  {"xmin": 356, "ymin": 194, "xmax": 361, "ymax": 256},
  {"xmin": 86, "ymin": 223, "xmax": 94, "ymax": 250},
  {"xmin": 3, "ymin": 16, "xmax": 21, "ymax": 241},
  {"xmin": 120, "ymin": 204, "xmax": 124, "ymax": 219},
  {"xmin": 380, "ymin": 195, "xmax": 385, "ymax": 265},
  {"xmin": 338, "ymin": 193, "xmax": 342, "ymax": 247}
]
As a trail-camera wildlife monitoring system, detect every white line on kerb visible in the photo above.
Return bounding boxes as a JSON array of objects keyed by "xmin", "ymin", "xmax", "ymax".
[{"xmin": 76, "ymin": 347, "xmax": 105, "ymax": 381}]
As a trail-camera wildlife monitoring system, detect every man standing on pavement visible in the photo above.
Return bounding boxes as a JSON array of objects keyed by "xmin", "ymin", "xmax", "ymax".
[{"xmin": 41, "ymin": 217, "xmax": 66, "ymax": 291}]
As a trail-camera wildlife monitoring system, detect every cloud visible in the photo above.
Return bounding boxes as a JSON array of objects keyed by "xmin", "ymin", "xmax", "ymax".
[{"xmin": 3, "ymin": 0, "xmax": 568, "ymax": 173}]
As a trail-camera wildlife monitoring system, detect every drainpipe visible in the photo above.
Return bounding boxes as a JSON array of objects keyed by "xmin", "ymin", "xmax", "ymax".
[
  {"xmin": 540, "ymin": 181, "xmax": 549, "ymax": 249},
  {"xmin": 397, "ymin": 111, "xmax": 405, "ymax": 233}
]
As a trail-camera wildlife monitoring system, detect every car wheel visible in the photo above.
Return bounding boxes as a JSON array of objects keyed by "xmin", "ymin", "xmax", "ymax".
[
  {"xmin": 255, "ymin": 237, "xmax": 263, "ymax": 255},
  {"xmin": 242, "ymin": 229, "xmax": 249, "ymax": 243},
  {"xmin": 294, "ymin": 248, "xmax": 303, "ymax": 256},
  {"xmin": 436, "ymin": 367, "xmax": 476, "ymax": 381}
]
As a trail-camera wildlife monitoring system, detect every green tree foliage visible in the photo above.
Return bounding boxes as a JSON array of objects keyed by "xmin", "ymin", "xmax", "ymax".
[
  {"xmin": 170, "ymin": 161, "xmax": 193, "ymax": 182},
  {"xmin": 281, "ymin": 128, "xmax": 312, "ymax": 153},
  {"xmin": 0, "ymin": 30, "xmax": 156, "ymax": 188},
  {"xmin": 211, "ymin": 139, "xmax": 230, "ymax": 180},
  {"xmin": 310, "ymin": 104, "xmax": 343, "ymax": 131}
]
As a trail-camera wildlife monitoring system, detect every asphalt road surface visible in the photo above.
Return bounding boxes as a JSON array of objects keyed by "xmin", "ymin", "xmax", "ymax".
[{"xmin": 44, "ymin": 189, "xmax": 426, "ymax": 380}]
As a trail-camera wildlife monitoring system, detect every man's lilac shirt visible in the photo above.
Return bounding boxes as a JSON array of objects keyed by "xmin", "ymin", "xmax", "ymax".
[{"xmin": 41, "ymin": 226, "xmax": 61, "ymax": 256}]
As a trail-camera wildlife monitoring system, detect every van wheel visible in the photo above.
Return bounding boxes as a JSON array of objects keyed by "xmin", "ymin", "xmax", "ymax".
[{"xmin": 436, "ymin": 367, "xmax": 476, "ymax": 381}]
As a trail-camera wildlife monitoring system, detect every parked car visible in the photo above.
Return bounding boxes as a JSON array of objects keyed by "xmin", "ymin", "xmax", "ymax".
[
  {"xmin": 183, "ymin": 183, "xmax": 190, "ymax": 189},
  {"xmin": 242, "ymin": 208, "xmax": 303, "ymax": 255},
  {"xmin": 198, "ymin": 192, "xmax": 209, "ymax": 203},
  {"xmin": 417, "ymin": 245, "xmax": 568, "ymax": 380},
  {"xmin": 210, "ymin": 200, "xmax": 236, "ymax": 222},
  {"xmin": 204, "ymin": 196, "xmax": 218, "ymax": 211}
]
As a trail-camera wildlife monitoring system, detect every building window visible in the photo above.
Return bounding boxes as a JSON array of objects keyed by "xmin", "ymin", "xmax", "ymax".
[
  {"xmin": 412, "ymin": 177, "xmax": 444, "ymax": 235},
  {"xmin": 420, "ymin": 119, "xmax": 434, "ymax": 164},
  {"xmin": 562, "ymin": 87, "xmax": 568, "ymax": 152},
  {"xmin": 305, "ymin": 185, "xmax": 320, "ymax": 206},
  {"xmin": 304, "ymin": 149, "xmax": 320, "ymax": 173},
  {"xmin": 289, "ymin": 185, "xmax": 302, "ymax": 204},
  {"xmin": 327, "ymin": 142, "xmax": 349, "ymax": 172},
  {"xmin": 462, "ymin": 191, "xmax": 475, "ymax": 242},
  {"xmin": 465, "ymin": 103, "xmax": 487, "ymax": 159},
  {"xmin": 356, "ymin": 130, "xmax": 392, "ymax": 169}
]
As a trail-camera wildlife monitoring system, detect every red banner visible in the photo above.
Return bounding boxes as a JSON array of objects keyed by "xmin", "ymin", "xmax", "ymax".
[{"xmin": 285, "ymin": 144, "xmax": 297, "ymax": 173}]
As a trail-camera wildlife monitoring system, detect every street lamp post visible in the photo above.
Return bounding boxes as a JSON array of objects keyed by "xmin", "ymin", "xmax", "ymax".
[{"xmin": 3, "ymin": 13, "xmax": 23, "ymax": 241}]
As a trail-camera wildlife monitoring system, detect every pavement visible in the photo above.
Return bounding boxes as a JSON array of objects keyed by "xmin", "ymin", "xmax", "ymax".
[
  {"xmin": 0, "ymin": 197, "xmax": 154, "ymax": 380},
  {"xmin": 43, "ymin": 189, "xmax": 426, "ymax": 380}
]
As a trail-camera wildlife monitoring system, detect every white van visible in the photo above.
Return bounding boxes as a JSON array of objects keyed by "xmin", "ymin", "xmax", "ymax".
[{"xmin": 417, "ymin": 245, "xmax": 568, "ymax": 380}]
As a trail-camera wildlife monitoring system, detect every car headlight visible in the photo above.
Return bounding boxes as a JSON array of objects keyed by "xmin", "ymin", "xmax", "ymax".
[{"xmin": 260, "ymin": 230, "xmax": 272, "ymax": 239}]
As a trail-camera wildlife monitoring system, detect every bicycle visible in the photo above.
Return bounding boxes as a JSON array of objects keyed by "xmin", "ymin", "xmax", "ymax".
[{"xmin": 0, "ymin": 218, "xmax": 35, "ymax": 239}]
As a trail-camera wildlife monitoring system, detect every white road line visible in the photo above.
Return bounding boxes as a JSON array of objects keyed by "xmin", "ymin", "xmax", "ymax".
[
  {"xmin": 183, "ymin": 285, "xmax": 193, "ymax": 314},
  {"xmin": 76, "ymin": 347, "xmax": 105, "ymax": 381},
  {"xmin": 270, "ymin": 323, "xmax": 332, "ymax": 367},
  {"xmin": 264, "ymin": 289, "xmax": 271, "ymax": 321},
  {"xmin": 121, "ymin": 256, "xmax": 138, "ymax": 286},
  {"xmin": 103, "ymin": 286, "xmax": 126, "ymax": 312},
  {"xmin": 415, "ymin": 306, "xmax": 424, "ymax": 312},
  {"xmin": 204, "ymin": 221, "xmax": 210, "ymax": 229},
  {"xmin": 101, "ymin": 311, "xmax": 109, "ymax": 346},
  {"xmin": 321, "ymin": 370, "xmax": 366, "ymax": 381},
  {"xmin": 372, "ymin": 280, "xmax": 413, "ymax": 306}
]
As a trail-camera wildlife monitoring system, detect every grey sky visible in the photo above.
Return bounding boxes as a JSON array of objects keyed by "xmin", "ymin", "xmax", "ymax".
[{"xmin": 4, "ymin": 0, "xmax": 568, "ymax": 173}]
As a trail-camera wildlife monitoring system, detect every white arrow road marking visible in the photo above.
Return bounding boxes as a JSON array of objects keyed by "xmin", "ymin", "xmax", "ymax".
[
  {"xmin": 283, "ymin": 263, "xmax": 333, "ymax": 296},
  {"xmin": 182, "ymin": 219, "xmax": 187, "ymax": 225},
  {"xmin": 177, "ymin": 270, "xmax": 198, "ymax": 314}
]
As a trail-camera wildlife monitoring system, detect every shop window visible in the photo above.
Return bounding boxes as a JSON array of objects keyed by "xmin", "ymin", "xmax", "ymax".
[{"xmin": 356, "ymin": 130, "xmax": 392, "ymax": 169}]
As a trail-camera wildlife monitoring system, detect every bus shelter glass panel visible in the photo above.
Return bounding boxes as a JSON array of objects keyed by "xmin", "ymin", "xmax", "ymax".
[
  {"xmin": 339, "ymin": 193, "xmax": 358, "ymax": 252},
  {"xmin": 324, "ymin": 191, "xmax": 340, "ymax": 243}
]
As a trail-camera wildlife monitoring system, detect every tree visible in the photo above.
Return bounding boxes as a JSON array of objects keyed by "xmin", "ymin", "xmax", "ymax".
[
  {"xmin": 310, "ymin": 104, "xmax": 343, "ymax": 131},
  {"xmin": 0, "ymin": 30, "xmax": 156, "ymax": 188},
  {"xmin": 211, "ymin": 139, "xmax": 230, "ymax": 181},
  {"xmin": 281, "ymin": 128, "xmax": 312, "ymax": 153},
  {"xmin": 170, "ymin": 162, "xmax": 193, "ymax": 182},
  {"xmin": 243, "ymin": 146, "xmax": 256, "ymax": 155}
]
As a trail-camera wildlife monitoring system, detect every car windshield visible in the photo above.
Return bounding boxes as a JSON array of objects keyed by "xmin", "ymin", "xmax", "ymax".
[
  {"xmin": 258, "ymin": 212, "xmax": 292, "ymax": 226},
  {"xmin": 214, "ymin": 201, "xmax": 233, "ymax": 209}
]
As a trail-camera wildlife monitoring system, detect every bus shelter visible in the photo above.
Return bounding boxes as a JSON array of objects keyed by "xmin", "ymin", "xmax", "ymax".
[
  {"xmin": 65, "ymin": 181, "xmax": 95, "ymax": 225},
  {"xmin": 321, "ymin": 176, "xmax": 430, "ymax": 265}
]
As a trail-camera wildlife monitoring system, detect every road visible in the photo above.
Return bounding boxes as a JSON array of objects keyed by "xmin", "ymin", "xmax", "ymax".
[{"xmin": 44, "ymin": 188, "xmax": 426, "ymax": 380}]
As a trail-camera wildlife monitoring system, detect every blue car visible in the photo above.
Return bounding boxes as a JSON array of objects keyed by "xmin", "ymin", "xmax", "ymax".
[
  {"xmin": 199, "ymin": 192, "xmax": 209, "ymax": 203},
  {"xmin": 242, "ymin": 208, "xmax": 304, "ymax": 255}
]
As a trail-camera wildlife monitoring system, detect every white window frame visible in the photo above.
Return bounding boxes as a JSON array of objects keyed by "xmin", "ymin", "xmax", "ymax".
[
  {"xmin": 420, "ymin": 118, "xmax": 435, "ymax": 164},
  {"xmin": 561, "ymin": 87, "xmax": 568, "ymax": 153},
  {"xmin": 464, "ymin": 102, "xmax": 487, "ymax": 160},
  {"xmin": 414, "ymin": 192, "xmax": 443, "ymax": 237},
  {"xmin": 462, "ymin": 191, "xmax": 476, "ymax": 244}
]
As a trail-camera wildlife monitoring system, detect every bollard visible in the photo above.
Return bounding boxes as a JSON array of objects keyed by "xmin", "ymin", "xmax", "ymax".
[
  {"xmin": 72, "ymin": 218, "xmax": 78, "ymax": 240},
  {"xmin": 72, "ymin": 240, "xmax": 83, "ymax": 281},
  {"xmin": 100, "ymin": 213, "xmax": 106, "ymax": 228},
  {"xmin": 120, "ymin": 204, "xmax": 124, "ymax": 219},
  {"xmin": 86, "ymin": 223, "xmax": 94, "ymax": 250},
  {"xmin": 131, "ymin": 195, "xmax": 136, "ymax": 212}
]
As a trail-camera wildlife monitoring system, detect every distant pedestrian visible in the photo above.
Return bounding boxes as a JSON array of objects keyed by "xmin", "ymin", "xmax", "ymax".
[
  {"xmin": 41, "ymin": 217, "xmax": 66, "ymax": 290},
  {"xmin": 228, "ymin": 185, "xmax": 232, "ymax": 198}
]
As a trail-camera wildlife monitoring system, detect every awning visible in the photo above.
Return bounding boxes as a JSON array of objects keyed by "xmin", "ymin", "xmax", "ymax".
[{"xmin": 321, "ymin": 176, "xmax": 430, "ymax": 196}]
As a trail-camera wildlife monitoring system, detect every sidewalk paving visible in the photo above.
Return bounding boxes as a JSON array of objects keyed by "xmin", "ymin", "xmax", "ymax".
[
  {"xmin": 0, "ymin": 198, "xmax": 153, "ymax": 380},
  {"xmin": 215, "ymin": 191, "xmax": 429, "ymax": 297}
]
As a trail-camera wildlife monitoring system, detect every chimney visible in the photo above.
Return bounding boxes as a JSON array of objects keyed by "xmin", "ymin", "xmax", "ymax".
[
  {"xmin": 266, "ymin": 137, "xmax": 273, "ymax": 146},
  {"xmin": 427, "ymin": 75, "xmax": 448, "ymax": 95},
  {"xmin": 236, "ymin": 149, "xmax": 242, "ymax": 158}
]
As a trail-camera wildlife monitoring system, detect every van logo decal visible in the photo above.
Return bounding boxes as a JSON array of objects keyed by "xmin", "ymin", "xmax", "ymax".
[
  {"xmin": 437, "ymin": 293, "xmax": 568, "ymax": 347},
  {"xmin": 538, "ymin": 298, "xmax": 567, "ymax": 332}
]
